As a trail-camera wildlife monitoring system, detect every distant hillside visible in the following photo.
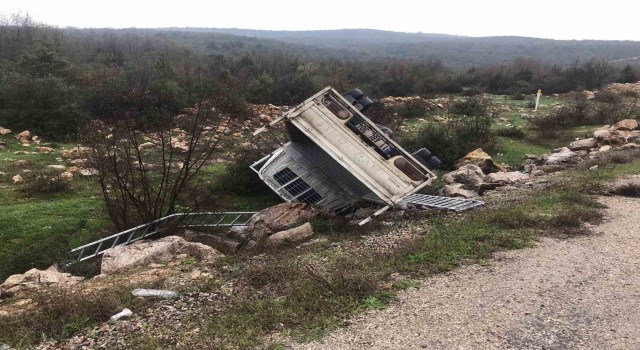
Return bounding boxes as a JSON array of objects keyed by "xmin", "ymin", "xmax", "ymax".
[{"xmin": 165, "ymin": 28, "xmax": 640, "ymax": 66}]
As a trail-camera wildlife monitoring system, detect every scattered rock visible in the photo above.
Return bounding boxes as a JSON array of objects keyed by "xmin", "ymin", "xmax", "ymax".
[
  {"xmin": 611, "ymin": 119, "xmax": 638, "ymax": 131},
  {"xmin": 259, "ymin": 114, "xmax": 272, "ymax": 123},
  {"xmin": 485, "ymin": 171, "xmax": 530, "ymax": 185},
  {"xmin": 47, "ymin": 164, "xmax": 66, "ymax": 171},
  {"xmin": 0, "ymin": 127, "xmax": 11, "ymax": 135},
  {"xmin": 266, "ymin": 222, "xmax": 315, "ymax": 246},
  {"xmin": 581, "ymin": 90, "xmax": 596, "ymax": 99},
  {"xmin": 442, "ymin": 184, "xmax": 479, "ymax": 198},
  {"xmin": 61, "ymin": 146, "xmax": 94, "ymax": 159},
  {"xmin": 442, "ymin": 164, "xmax": 485, "ymax": 190},
  {"xmin": 456, "ymin": 148, "xmax": 506, "ymax": 174},
  {"xmin": 36, "ymin": 146, "xmax": 55, "ymax": 154},
  {"xmin": 138, "ymin": 142, "xmax": 156, "ymax": 150},
  {"xmin": 11, "ymin": 174, "xmax": 23, "ymax": 184},
  {"xmin": 183, "ymin": 230, "xmax": 241, "ymax": 254},
  {"xmin": 15, "ymin": 130, "xmax": 31, "ymax": 142},
  {"xmin": 545, "ymin": 147, "xmax": 578, "ymax": 164},
  {"xmin": 79, "ymin": 168, "xmax": 99, "ymax": 176},
  {"xmin": 599, "ymin": 145, "xmax": 612, "ymax": 152},
  {"xmin": 248, "ymin": 203, "xmax": 323, "ymax": 240},
  {"xmin": 67, "ymin": 166, "xmax": 82, "ymax": 175},
  {"xmin": 100, "ymin": 236, "xmax": 223, "ymax": 275},
  {"xmin": 69, "ymin": 159, "xmax": 88, "ymax": 166},
  {"xmin": 60, "ymin": 171, "xmax": 74, "ymax": 181},
  {"xmin": 621, "ymin": 143, "xmax": 638, "ymax": 149},
  {"xmin": 593, "ymin": 128, "xmax": 611, "ymax": 140},
  {"xmin": 569, "ymin": 138, "xmax": 597, "ymax": 151},
  {"xmin": 0, "ymin": 265, "xmax": 83, "ymax": 295}
]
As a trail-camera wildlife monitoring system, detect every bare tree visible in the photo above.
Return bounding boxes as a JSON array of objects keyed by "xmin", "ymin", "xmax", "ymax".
[{"xmin": 84, "ymin": 97, "xmax": 245, "ymax": 231}]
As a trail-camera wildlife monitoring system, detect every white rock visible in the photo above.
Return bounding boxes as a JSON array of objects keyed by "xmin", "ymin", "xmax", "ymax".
[
  {"xmin": 100, "ymin": 236, "xmax": 223, "ymax": 275},
  {"xmin": 442, "ymin": 184, "xmax": 478, "ymax": 198},
  {"xmin": 267, "ymin": 222, "xmax": 315, "ymax": 246},
  {"xmin": 546, "ymin": 147, "xmax": 578, "ymax": 164},
  {"xmin": 485, "ymin": 171, "xmax": 530, "ymax": 185},
  {"xmin": 598, "ymin": 145, "xmax": 612, "ymax": 152},
  {"xmin": 569, "ymin": 138, "xmax": 597, "ymax": 151}
]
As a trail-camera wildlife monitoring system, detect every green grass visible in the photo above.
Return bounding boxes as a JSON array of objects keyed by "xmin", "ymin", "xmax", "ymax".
[
  {"xmin": 494, "ymin": 136, "xmax": 550, "ymax": 165},
  {"xmin": 0, "ymin": 136, "xmax": 111, "ymax": 280}
]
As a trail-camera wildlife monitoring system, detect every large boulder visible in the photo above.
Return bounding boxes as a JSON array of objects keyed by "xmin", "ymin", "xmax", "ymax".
[
  {"xmin": 545, "ymin": 147, "xmax": 578, "ymax": 164},
  {"xmin": 456, "ymin": 148, "xmax": 506, "ymax": 173},
  {"xmin": 611, "ymin": 119, "xmax": 638, "ymax": 131},
  {"xmin": 442, "ymin": 164, "xmax": 486, "ymax": 190},
  {"xmin": 485, "ymin": 171, "xmax": 530, "ymax": 185},
  {"xmin": 36, "ymin": 146, "xmax": 55, "ymax": 154},
  {"xmin": 100, "ymin": 236, "xmax": 223, "ymax": 275},
  {"xmin": 15, "ymin": 130, "xmax": 31, "ymax": 142},
  {"xmin": 607, "ymin": 130, "xmax": 640, "ymax": 144},
  {"xmin": 11, "ymin": 174, "xmax": 23, "ymax": 184},
  {"xmin": 569, "ymin": 138, "xmax": 597, "ymax": 151},
  {"xmin": 248, "ymin": 203, "xmax": 323, "ymax": 240},
  {"xmin": 266, "ymin": 222, "xmax": 315, "ymax": 246},
  {"xmin": 442, "ymin": 184, "xmax": 479, "ymax": 199},
  {"xmin": 593, "ymin": 127, "xmax": 611, "ymax": 140},
  {"xmin": 1, "ymin": 266, "xmax": 83, "ymax": 295},
  {"xmin": 47, "ymin": 164, "xmax": 66, "ymax": 171}
]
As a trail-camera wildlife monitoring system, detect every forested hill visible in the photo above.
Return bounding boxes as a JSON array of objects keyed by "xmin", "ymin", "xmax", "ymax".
[{"xmin": 164, "ymin": 28, "xmax": 640, "ymax": 66}]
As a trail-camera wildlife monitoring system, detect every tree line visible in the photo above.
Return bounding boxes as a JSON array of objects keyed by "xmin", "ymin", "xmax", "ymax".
[{"xmin": 0, "ymin": 13, "xmax": 637, "ymax": 140}]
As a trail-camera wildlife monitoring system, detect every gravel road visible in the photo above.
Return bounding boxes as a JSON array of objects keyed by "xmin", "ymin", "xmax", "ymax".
[{"xmin": 293, "ymin": 196, "xmax": 640, "ymax": 350}]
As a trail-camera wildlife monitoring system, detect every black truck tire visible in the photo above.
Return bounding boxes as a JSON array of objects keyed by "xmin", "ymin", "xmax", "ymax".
[
  {"xmin": 343, "ymin": 88, "xmax": 365, "ymax": 100},
  {"xmin": 426, "ymin": 156, "xmax": 442, "ymax": 170}
]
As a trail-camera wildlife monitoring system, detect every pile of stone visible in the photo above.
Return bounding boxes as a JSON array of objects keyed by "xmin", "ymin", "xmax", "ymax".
[
  {"xmin": 13, "ymin": 130, "xmax": 41, "ymax": 147},
  {"xmin": 525, "ymin": 118, "xmax": 640, "ymax": 175},
  {"xmin": 381, "ymin": 96, "xmax": 448, "ymax": 110},
  {"xmin": 441, "ymin": 148, "xmax": 530, "ymax": 198},
  {"xmin": 0, "ymin": 266, "xmax": 84, "ymax": 298},
  {"xmin": 251, "ymin": 103, "xmax": 286, "ymax": 124},
  {"xmin": 184, "ymin": 203, "xmax": 322, "ymax": 254},
  {"xmin": 602, "ymin": 82, "xmax": 640, "ymax": 96}
]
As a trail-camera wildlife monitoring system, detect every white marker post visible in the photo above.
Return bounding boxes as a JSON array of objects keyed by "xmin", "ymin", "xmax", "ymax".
[{"xmin": 534, "ymin": 89, "xmax": 542, "ymax": 111}]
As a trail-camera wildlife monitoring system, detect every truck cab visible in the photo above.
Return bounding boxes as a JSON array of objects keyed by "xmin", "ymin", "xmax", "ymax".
[{"xmin": 251, "ymin": 86, "xmax": 440, "ymax": 222}]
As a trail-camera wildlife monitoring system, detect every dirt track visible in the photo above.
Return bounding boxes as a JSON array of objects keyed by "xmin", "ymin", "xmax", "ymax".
[{"xmin": 293, "ymin": 196, "xmax": 640, "ymax": 349}]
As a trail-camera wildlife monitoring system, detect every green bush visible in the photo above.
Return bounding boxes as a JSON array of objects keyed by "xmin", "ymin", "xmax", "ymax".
[
  {"xmin": 18, "ymin": 168, "xmax": 71, "ymax": 195},
  {"xmin": 400, "ymin": 96, "xmax": 495, "ymax": 169}
]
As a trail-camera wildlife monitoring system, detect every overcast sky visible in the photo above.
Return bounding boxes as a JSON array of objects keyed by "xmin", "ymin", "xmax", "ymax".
[{"xmin": 1, "ymin": 0, "xmax": 638, "ymax": 41}]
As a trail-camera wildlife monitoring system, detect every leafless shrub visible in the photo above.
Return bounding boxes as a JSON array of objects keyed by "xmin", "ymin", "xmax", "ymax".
[{"xmin": 84, "ymin": 98, "xmax": 247, "ymax": 231}]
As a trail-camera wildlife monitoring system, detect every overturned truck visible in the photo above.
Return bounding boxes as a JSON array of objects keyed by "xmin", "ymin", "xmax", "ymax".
[{"xmin": 251, "ymin": 87, "xmax": 483, "ymax": 224}]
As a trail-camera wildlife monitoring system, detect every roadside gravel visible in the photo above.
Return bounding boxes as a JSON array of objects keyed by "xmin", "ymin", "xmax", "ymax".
[{"xmin": 293, "ymin": 196, "xmax": 640, "ymax": 349}]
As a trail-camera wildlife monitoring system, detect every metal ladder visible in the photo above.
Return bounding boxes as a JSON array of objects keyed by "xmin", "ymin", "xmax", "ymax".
[
  {"xmin": 401, "ymin": 194, "xmax": 485, "ymax": 212},
  {"xmin": 67, "ymin": 212, "xmax": 257, "ymax": 263}
]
